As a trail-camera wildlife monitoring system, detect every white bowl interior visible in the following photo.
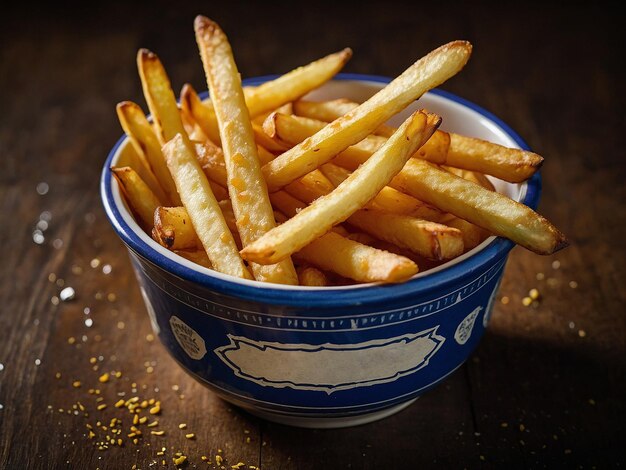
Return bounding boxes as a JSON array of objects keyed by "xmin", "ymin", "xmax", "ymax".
[{"xmin": 110, "ymin": 79, "xmax": 526, "ymax": 290}]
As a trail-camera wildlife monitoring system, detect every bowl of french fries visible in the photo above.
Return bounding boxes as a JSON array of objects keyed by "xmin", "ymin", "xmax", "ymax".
[{"xmin": 101, "ymin": 16, "xmax": 567, "ymax": 428}]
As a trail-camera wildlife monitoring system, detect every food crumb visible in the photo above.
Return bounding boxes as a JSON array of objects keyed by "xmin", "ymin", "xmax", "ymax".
[
  {"xmin": 185, "ymin": 433, "xmax": 195, "ymax": 440},
  {"xmin": 552, "ymin": 260, "xmax": 561, "ymax": 270},
  {"xmin": 178, "ymin": 423, "xmax": 187, "ymax": 429},
  {"xmin": 578, "ymin": 329, "xmax": 587, "ymax": 338},
  {"xmin": 72, "ymin": 381, "xmax": 81, "ymax": 388},
  {"xmin": 569, "ymin": 280, "xmax": 578, "ymax": 289},
  {"xmin": 522, "ymin": 297, "xmax": 532, "ymax": 307},
  {"xmin": 500, "ymin": 296, "xmax": 509, "ymax": 305},
  {"xmin": 589, "ymin": 399, "xmax": 596, "ymax": 405},
  {"xmin": 98, "ymin": 373, "xmax": 110, "ymax": 383}
]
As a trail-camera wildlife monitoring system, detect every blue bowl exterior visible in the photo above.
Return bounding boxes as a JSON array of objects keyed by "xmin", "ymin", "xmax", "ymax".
[{"xmin": 101, "ymin": 74, "xmax": 540, "ymax": 419}]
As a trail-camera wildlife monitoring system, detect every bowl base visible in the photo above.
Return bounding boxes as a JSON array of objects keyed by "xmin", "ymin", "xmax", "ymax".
[{"xmin": 242, "ymin": 398, "xmax": 418, "ymax": 429}]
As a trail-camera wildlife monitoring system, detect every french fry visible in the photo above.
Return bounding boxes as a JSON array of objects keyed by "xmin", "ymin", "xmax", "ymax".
[
  {"xmin": 294, "ymin": 99, "xmax": 396, "ymax": 137},
  {"xmin": 173, "ymin": 249, "xmax": 212, "ymax": 269},
  {"xmin": 137, "ymin": 49, "xmax": 188, "ymax": 145},
  {"xmin": 208, "ymin": 180, "xmax": 229, "ymax": 201},
  {"xmin": 438, "ymin": 213, "xmax": 491, "ymax": 251},
  {"xmin": 111, "ymin": 166, "xmax": 161, "ymax": 230},
  {"xmin": 293, "ymin": 98, "xmax": 543, "ymax": 183},
  {"xmin": 320, "ymin": 162, "xmax": 443, "ymax": 221},
  {"xmin": 392, "ymin": 159, "xmax": 568, "ymax": 255},
  {"xmin": 242, "ymin": 110, "xmax": 441, "ymax": 264},
  {"xmin": 294, "ymin": 231, "xmax": 418, "ymax": 283},
  {"xmin": 163, "ymin": 134, "xmax": 252, "ymax": 279},
  {"xmin": 195, "ymin": 15, "xmax": 298, "ymax": 285},
  {"xmin": 153, "ymin": 206, "xmax": 202, "ymax": 250},
  {"xmin": 446, "ymin": 133, "xmax": 543, "ymax": 183},
  {"xmin": 285, "ymin": 169, "xmax": 462, "ymax": 260},
  {"xmin": 116, "ymin": 101, "xmax": 176, "ymax": 204},
  {"xmin": 297, "ymin": 266, "xmax": 329, "ymax": 287},
  {"xmin": 261, "ymin": 41, "xmax": 471, "ymax": 191},
  {"xmin": 181, "ymin": 83, "xmax": 222, "ymax": 145},
  {"xmin": 345, "ymin": 209, "xmax": 463, "ymax": 260},
  {"xmin": 182, "ymin": 47, "xmax": 352, "ymax": 146}
]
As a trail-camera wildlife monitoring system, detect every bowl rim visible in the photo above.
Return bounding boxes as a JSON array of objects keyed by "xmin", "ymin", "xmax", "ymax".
[{"xmin": 100, "ymin": 73, "xmax": 540, "ymax": 307}]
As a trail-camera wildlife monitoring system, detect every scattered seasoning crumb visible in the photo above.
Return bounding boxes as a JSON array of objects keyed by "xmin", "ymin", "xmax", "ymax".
[
  {"xmin": 479, "ymin": 455, "xmax": 485, "ymax": 461},
  {"xmin": 178, "ymin": 423, "xmax": 187, "ymax": 429},
  {"xmin": 568, "ymin": 321, "xmax": 575, "ymax": 329},
  {"xmin": 48, "ymin": 273, "xmax": 57, "ymax": 283},
  {"xmin": 55, "ymin": 372, "xmax": 61, "ymax": 379},
  {"xmin": 90, "ymin": 258, "xmax": 101, "ymax": 268},
  {"xmin": 117, "ymin": 322, "xmax": 125, "ymax": 330},
  {"xmin": 232, "ymin": 463, "xmax": 245, "ymax": 469},
  {"xmin": 528, "ymin": 289, "xmax": 540, "ymax": 300},
  {"xmin": 522, "ymin": 297, "xmax": 532, "ymax": 307},
  {"xmin": 552, "ymin": 260, "xmax": 561, "ymax": 270},
  {"xmin": 500, "ymin": 422, "xmax": 508, "ymax": 428},
  {"xmin": 107, "ymin": 293, "xmax": 117, "ymax": 302},
  {"xmin": 51, "ymin": 296, "xmax": 60, "ymax": 306},
  {"xmin": 246, "ymin": 437, "xmax": 251, "ymax": 444},
  {"xmin": 151, "ymin": 430, "xmax": 165, "ymax": 436},
  {"xmin": 185, "ymin": 433, "xmax": 195, "ymax": 440},
  {"xmin": 589, "ymin": 399, "xmax": 596, "ymax": 405},
  {"xmin": 564, "ymin": 449, "xmax": 572, "ymax": 455},
  {"xmin": 149, "ymin": 404, "xmax": 161, "ymax": 415},
  {"xmin": 519, "ymin": 424, "xmax": 525, "ymax": 432},
  {"xmin": 114, "ymin": 371, "xmax": 122, "ymax": 378},
  {"xmin": 578, "ymin": 329, "xmax": 587, "ymax": 338},
  {"xmin": 102, "ymin": 264, "xmax": 112, "ymax": 275},
  {"xmin": 146, "ymin": 366, "xmax": 154, "ymax": 374},
  {"xmin": 147, "ymin": 421, "xmax": 159, "ymax": 428},
  {"xmin": 97, "ymin": 404, "xmax": 107, "ymax": 411},
  {"xmin": 35, "ymin": 359, "xmax": 41, "ymax": 366},
  {"xmin": 569, "ymin": 280, "xmax": 578, "ymax": 289},
  {"xmin": 73, "ymin": 381, "xmax": 81, "ymax": 388},
  {"xmin": 173, "ymin": 455, "xmax": 187, "ymax": 466},
  {"xmin": 216, "ymin": 455, "xmax": 223, "ymax": 465},
  {"xmin": 500, "ymin": 296, "xmax": 509, "ymax": 305},
  {"xmin": 146, "ymin": 334, "xmax": 155, "ymax": 342}
]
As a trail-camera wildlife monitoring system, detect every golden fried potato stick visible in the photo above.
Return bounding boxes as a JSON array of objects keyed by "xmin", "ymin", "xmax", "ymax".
[
  {"xmin": 111, "ymin": 166, "xmax": 161, "ymax": 230},
  {"xmin": 173, "ymin": 249, "xmax": 213, "ymax": 269},
  {"xmin": 116, "ymin": 101, "xmax": 176, "ymax": 204},
  {"xmin": 163, "ymin": 134, "xmax": 252, "ymax": 279},
  {"xmin": 438, "ymin": 213, "xmax": 491, "ymax": 251},
  {"xmin": 297, "ymin": 266, "xmax": 329, "ymax": 287},
  {"xmin": 153, "ymin": 206, "xmax": 202, "ymax": 251},
  {"xmin": 293, "ymin": 98, "xmax": 396, "ymax": 137},
  {"xmin": 242, "ymin": 110, "xmax": 441, "ymax": 264},
  {"xmin": 261, "ymin": 41, "xmax": 471, "ymax": 191},
  {"xmin": 181, "ymin": 46, "xmax": 352, "ymax": 145},
  {"xmin": 284, "ymin": 165, "xmax": 463, "ymax": 260},
  {"xmin": 320, "ymin": 162, "xmax": 443, "ymax": 221},
  {"xmin": 137, "ymin": 49, "xmax": 188, "ymax": 145},
  {"xmin": 295, "ymin": 231, "xmax": 418, "ymax": 283},
  {"xmin": 195, "ymin": 15, "xmax": 298, "ymax": 285},
  {"xmin": 270, "ymin": 195, "xmax": 417, "ymax": 282},
  {"xmin": 392, "ymin": 159, "xmax": 568, "ymax": 255},
  {"xmin": 293, "ymin": 98, "xmax": 543, "ymax": 183}
]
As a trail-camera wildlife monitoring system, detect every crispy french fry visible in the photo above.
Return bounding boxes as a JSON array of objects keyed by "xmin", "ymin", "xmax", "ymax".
[
  {"xmin": 183, "ymin": 47, "xmax": 352, "ymax": 145},
  {"xmin": 446, "ymin": 134, "xmax": 543, "ymax": 183},
  {"xmin": 208, "ymin": 179, "xmax": 229, "ymax": 201},
  {"xmin": 242, "ymin": 111, "xmax": 441, "ymax": 264},
  {"xmin": 153, "ymin": 206, "xmax": 202, "ymax": 250},
  {"xmin": 173, "ymin": 249, "xmax": 212, "ymax": 269},
  {"xmin": 181, "ymin": 84, "xmax": 222, "ymax": 145},
  {"xmin": 294, "ymin": 99, "xmax": 396, "ymax": 137},
  {"xmin": 345, "ymin": 209, "xmax": 463, "ymax": 260},
  {"xmin": 292, "ymin": 99, "xmax": 543, "ymax": 183},
  {"xmin": 438, "ymin": 213, "xmax": 491, "ymax": 251},
  {"xmin": 111, "ymin": 166, "xmax": 161, "ymax": 230},
  {"xmin": 320, "ymin": 162, "xmax": 443, "ymax": 221},
  {"xmin": 163, "ymin": 134, "xmax": 252, "ymax": 279},
  {"xmin": 195, "ymin": 15, "xmax": 298, "ymax": 285},
  {"xmin": 261, "ymin": 41, "xmax": 471, "ymax": 191},
  {"xmin": 295, "ymin": 231, "xmax": 418, "ymax": 283},
  {"xmin": 442, "ymin": 166, "xmax": 496, "ymax": 191},
  {"xmin": 392, "ymin": 159, "xmax": 568, "ymax": 255},
  {"xmin": 137, "ymin": 49, "xmax": 188, "ymax": 145},
  {"xmin": 253, "ymin": 102, "xmax": 293, "ymax": 126},
  {"xmin": 297, "ymin": 266, "xmax": 329, "ymax": 286},
  {"xmin": 285, "ymin": 169, "xmax": 462, "ymax": 260},
  {"xmin": 252, "ymin": 122, "xmax": 290, "ymax": 153},
  {"xmin": 116, "ymin": 101, "xmax": 176, "ymax": 204}
]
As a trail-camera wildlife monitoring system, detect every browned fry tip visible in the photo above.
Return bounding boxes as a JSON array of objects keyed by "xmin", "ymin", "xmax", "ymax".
[
  {"xmin": 194, "ymin": 15, "xmax": 219, "ymax": 36},
  {"xmin": 262, "ymin": 112, "xmax": 279, "ymax": 139}
]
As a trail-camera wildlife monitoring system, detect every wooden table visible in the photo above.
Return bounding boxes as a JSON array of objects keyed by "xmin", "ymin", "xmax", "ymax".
[{"xmin": 1, "ymin": 2, "xmax": 624, "ymax": 468}]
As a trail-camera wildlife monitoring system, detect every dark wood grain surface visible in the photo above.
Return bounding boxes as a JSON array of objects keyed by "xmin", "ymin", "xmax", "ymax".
[{"xmin": 1, "ymin": 2, "xmax": 624, "ymax": 468}]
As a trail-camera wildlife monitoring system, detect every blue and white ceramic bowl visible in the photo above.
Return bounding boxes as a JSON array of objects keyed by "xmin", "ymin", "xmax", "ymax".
[{"xmin": 101, "ymin": 74, "xmax": 540, "ymax": 428}]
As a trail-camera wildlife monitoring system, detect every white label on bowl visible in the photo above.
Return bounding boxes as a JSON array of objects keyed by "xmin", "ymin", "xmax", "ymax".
[
  {"xmin": 214, "ymin": 327, "xmax": 445, "ymax": 394},
  {"xmin": 169, "ymin": 315, "xmax": 207, "ymax": 360},
  {"xmin": 454, "ymin": 306, "xmax": 483, "ymax": 345}
]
